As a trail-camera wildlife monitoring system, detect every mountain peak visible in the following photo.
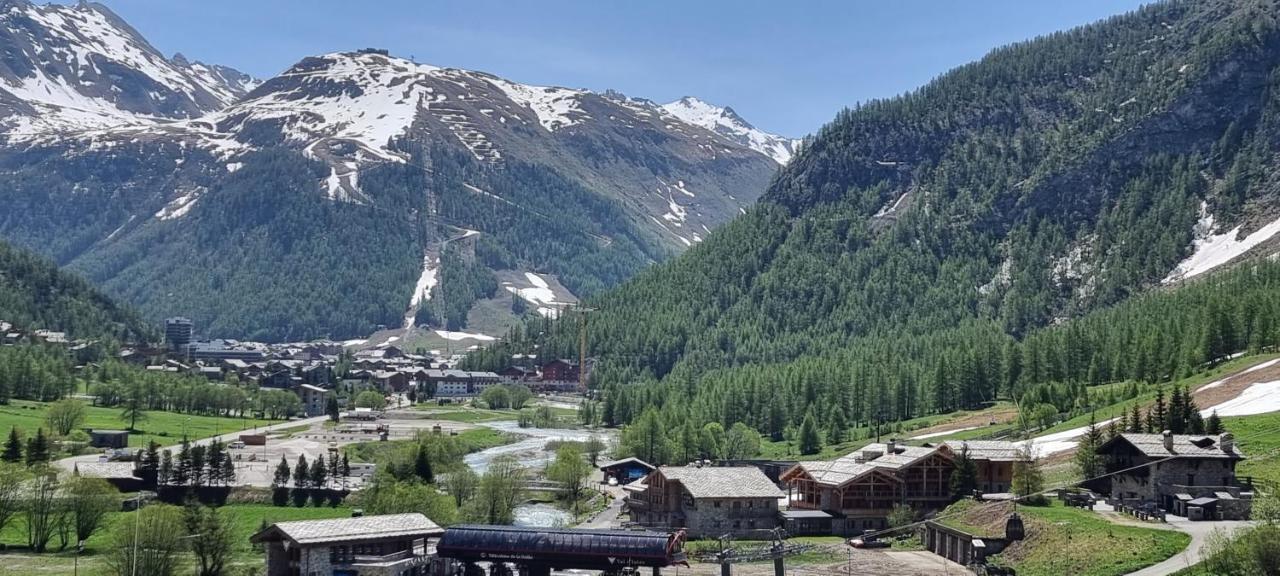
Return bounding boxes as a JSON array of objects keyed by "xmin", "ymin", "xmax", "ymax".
[
  {"xmin": 662, "ymin": 96, "xmax": 799, "ymax": 164},
  {"xmin": 0, "ymin": 0, "xmax": 259, "ymax": 137}
]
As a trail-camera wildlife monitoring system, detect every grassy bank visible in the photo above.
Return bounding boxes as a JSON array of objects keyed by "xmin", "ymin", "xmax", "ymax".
[
  {"xmin": 940, "ymin": 499, "xmax": 1189, "ymax": 576},
  {"xmin": 0, "ymin": 399, "xmax": 275, "ymax": 448}
]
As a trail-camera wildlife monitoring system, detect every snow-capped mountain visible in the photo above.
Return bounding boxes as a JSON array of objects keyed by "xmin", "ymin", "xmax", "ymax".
[
  {"xmin": 0, "ymin": 6, "xmax": 783, "ymax": 341},
  {"xmin": 0, "ymin": 0, "xmax": 256, "ymax": 135},
  {"xmin": 662, "ymin": 96, "xmax": 801, "ymax": 164}
]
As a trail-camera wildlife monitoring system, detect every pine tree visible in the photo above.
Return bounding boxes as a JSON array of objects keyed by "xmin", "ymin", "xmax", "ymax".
[
  {"xmin": 1128, "ymin": 402, "xmax": 1143, "ymax": 433},
  {"xmin": 1206, "ymin": 411, "xmax": 1224, "ymax": 435},
  {"xmin": 159, "ymin": 449, "xmax": 173, "ymax": 485},
  {"xmin": 24, "ymin": 427, "xmax": 49, "ymax": 465},
  {"xmin": 294, "ymin": 455, "xmax": 310, "ymax": 488},
  {"xmin": 951, "ymin": 445, "xmax": 978, "ymax": 498},
  {"xmin": 2, "ymin": 427, "xmax": 22, "ymax": 463},
  {"xmin": 798, "ymin": 410, "xmax": 823, "ymax": 455},
  {"xmin": 310, "ymin": 454, "xmax": 327, "ymax": 489},
  {"xmin": 173, "ymin": 438, "xmax": 191, "ymax": 486},
  {"xmin": 1075, "ymin": 413, "xmax": 1105, "ymax": 481},
  {"xmin": 273, "ymin": 455, "xmax": 291, "ymax": 487},
  {"xmin": 341, "ymin": 454, "xmax": 351, "ymax": 478},
  {"xmin": 326, "ymin": 394, "xmax": 340, "ymax": 422}
]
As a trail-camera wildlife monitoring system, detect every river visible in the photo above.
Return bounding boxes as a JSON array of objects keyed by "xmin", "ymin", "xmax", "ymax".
[{"xmin": 463, "ymin": 420, "xmax": 614, "ymax": 528}]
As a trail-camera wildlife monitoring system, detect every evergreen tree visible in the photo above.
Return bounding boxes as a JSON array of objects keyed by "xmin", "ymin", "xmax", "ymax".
[
  {"xmin": 293, "ymin": 455, "xmax": 310, "ymax": 488},
  {"xmin": 159, "ymin": 449, "xmax": 173, "ymax": 485},
  {"xmin": 798, "ymin": 410, "xmax": 823, "ymax": 455},
  {"xmin": 24, "ymin": 428, "xmax": 49, "ymax": 465},
  {"xmin": 1, "ymin": 427, "xmax": 21, "ymax": 463},
  {"xmin": 173, "ymin": 438, "xmax": 191, "ymax": 486},
  {"xmin": 326, "ymin": 394, "xmax": 340, "ymax": 422},
  {"xmin": 272, "ymin": 455, "xmax": 291, "ymax": 487},
  {"xmin": 951, "ymin": 445, "xmax": 978, "ymax": 498},
  {"xmin": 1075, "ymin": 413, "xmax": 1105, "ymax": 481},
  {"xmin": 310, "ymin": 454, "xmax": 328, "ymax": 489},
  {"xmin": 1128, "ymin": 403, "xmax": 1143, "ymax": 433},
  {"xmin": 1206, "ymin": 411, "xmax": 1224, "ymax": 435},
  {"xmin": 342, "ymin": 454, "xmax": 351, "ymax": 478}
]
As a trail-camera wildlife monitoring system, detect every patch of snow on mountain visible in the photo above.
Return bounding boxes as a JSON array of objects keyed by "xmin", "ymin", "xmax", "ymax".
[
  {"xmin": 661, "ymin": 96, "xmax": 798, "ymax": 164},
  {"xmin": 1164, "ymin": 203, "xmax": 1280, "ymax": 283},
  {"xmin": 154, "ymin": 188, "xmax": 203, "ymax": 220},
  {"xmin": 434, "ymin": 330, "xmax": 496, "ymax": 342},
  {"xmin": 484, "ymin": 77, "xmax": 587, "ymax": 132},
  {"xmin": 503, "ymin": 272, "xmax": 573, "ymax": 317},
  {"xmin": 209, "ymin": 52, "xmax": 439, "ymax": 161},
  {"xmin": 1202, "ymin": 380, "xmax": 1280, "ymax": 417}
]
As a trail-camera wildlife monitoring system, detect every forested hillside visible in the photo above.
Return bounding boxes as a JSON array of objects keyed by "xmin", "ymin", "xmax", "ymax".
[
  {"xmin": 466, "ymin": 0, "xmax": 1280, "ymax": 451},
  {"xmin": 0, "ymin": 240, "xmax": 151, "ymax": 342}
]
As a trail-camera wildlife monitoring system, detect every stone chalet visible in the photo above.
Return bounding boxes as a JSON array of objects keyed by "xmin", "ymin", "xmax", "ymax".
[
  {"xmin": 251, "ymin": 513, "xmax": 444, "ymax": 576},
  {"xmin": 626, "ymin": 465, "xmax": 784, "ymax": 538},
  {"xmin": 1097, "ymin": 431, "xmax": 1252, "ymax": 520},
  {"xmin": 779, "ymin": 440, "xmax": 956, "ymax": 536}
]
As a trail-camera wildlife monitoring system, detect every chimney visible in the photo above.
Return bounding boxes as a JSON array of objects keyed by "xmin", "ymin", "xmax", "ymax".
[
  {"xmin": 886, "ymin": 439, "xmax": 897, "ymax": 454},
  {"xmin": 1220, "ymin": 433, "xmax": 1235, "ymax": 453},
  {"xmin": 1162, "ymin": 430, "xmax": 1174, "ymax": 453}
]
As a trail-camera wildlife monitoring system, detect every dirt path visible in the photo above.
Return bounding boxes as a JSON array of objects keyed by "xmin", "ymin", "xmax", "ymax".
[{"xmin": 676, "ymin": 549, "xmax": 972, "ymax": 575}]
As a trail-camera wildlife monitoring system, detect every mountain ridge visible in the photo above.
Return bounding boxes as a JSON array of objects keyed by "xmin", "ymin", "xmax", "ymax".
[{"xmin": 0, "ymin": 9, "xmax": 787, "ymax": 341}]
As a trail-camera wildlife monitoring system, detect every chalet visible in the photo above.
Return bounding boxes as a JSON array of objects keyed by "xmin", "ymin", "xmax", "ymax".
[
  {"xmin": 541, "ymin": 359, "xmax": 579, "ymax": 383},
  {"xmin": 355, "ymin": 345, "xmax": 405, "ymax": 360},
  {"xmin": 372, "ymin": 370, "xmax": 411, "ymax": 393},
  {"xmin": 499, "ymin": 365, "xmax": 538, "ymax": 382},
  {"xmin": 1097, "ymin": 431, "xmax": 1252, "ymax": 520},
  {"xmin": 34, "ymin": 329, "xmax": 67, "ymax": 344},
  {"xmin": 600, "ymin": 457, "xmax": 656, "ymax": 485},
  {"xmin": 779, "ymin": 440, "xmax": 955, "ymax": 536},
  {"xmin": 626, "ymin": 465, "xmax": 784, "ymax": 538},
  {"xmin": 943, "ymin": 440, "xmax": 1019, "ymax": 494},
  {"xmin": 251, "ymin": 513, "xmax": 444, "ymax": 576}
]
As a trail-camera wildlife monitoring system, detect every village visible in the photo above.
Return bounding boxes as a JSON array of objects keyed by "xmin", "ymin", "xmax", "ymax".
[{"xmin": 3, "ymin": 316, "xmax": 1272, "ymax": 576}]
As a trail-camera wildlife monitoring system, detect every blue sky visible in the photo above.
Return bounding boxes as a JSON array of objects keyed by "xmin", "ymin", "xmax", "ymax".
[{"xmin": 94, "ymin": 0, "xmax": 1148, "ymax": 137}]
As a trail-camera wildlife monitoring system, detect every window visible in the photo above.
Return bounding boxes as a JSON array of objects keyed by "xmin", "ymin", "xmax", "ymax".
[
  {"xmin": 714, "ymin": 500, "xmax": 722, "ymax": 508},
  {"xmin": 733, "ymin": 521, "xmax": 741, "ymax": 529},
  {"xmin": 748, "ymin": 500, "xmax": 754, "ymax": 508},
  {"xmin": 733, "ymin": 501, "xmax": 741, "ymax": 509},
  {"xmin": 1187, "ymin": 474, "xmax": 1196, "ymax": 486},
  {"xmin": 748, "ymin": 520, "xmax": 756, "ymax": 529}
]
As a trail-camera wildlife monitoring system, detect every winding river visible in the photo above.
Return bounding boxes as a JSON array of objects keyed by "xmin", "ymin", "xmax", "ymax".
[{"xmin": 463, "ymin": 420, "xmax": 614, "ymax": 527}]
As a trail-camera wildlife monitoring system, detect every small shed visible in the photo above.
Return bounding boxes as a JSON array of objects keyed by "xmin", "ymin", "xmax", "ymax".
[
  {"xmin": 89, "ymin": 429, "xmax": 129, "ymax": 449},
  {"xmin": 599, "ymin": 457, "xmax": 655, "ymax": 484},
  {"xmin": 1187, "ymin": 497, "xmax": 1218, "ymax": 521}
]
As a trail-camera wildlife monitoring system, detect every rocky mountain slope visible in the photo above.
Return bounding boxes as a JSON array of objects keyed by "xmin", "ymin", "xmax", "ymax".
[
  {"xmin": 662, "ymin": 96, "xmax": 802, "ymax": 164},
  {"xmin": 0, "ymin": 1, "xmax": 793, "ymax": 342}
]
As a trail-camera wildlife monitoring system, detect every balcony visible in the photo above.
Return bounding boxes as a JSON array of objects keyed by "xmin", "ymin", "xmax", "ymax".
[{"xmin": 624, "ymin": 497, "xmax": 650, "ymax": 510}]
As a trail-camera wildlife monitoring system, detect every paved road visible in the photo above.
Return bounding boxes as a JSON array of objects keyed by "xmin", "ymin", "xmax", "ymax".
[
  {"xmin": 576, "ymin": 482, "xmax": 626, "ymax": 529},
  {"xmin": 1096, "ymin": 501, "xmax": 1255, "ymax": 576},
  {"xmin": 55, "ymin": 415, "xmax": 331, "ymax": 475}
]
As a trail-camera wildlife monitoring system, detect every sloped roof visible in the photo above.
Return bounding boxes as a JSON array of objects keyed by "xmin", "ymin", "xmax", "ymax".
[
  {"xmin": 1103, "ymin": 434, "xmax": 1244, "ymax": 459},
  {"xmin": 251, "ymin": 513, "xmax": 442, "ymax": 546},
  {"xmin": 782, "ymin": 442, "xmax": 953, "ymax": 488},
  {"xmin": 945, "ymin": 440, "xmax": 1020, "ymax": 462},
  {"xmin": 659, "ymin": 466, "xmax": 784, "ymax": 499},
  {"xmin": 600, "ymin": 457, "xmax": 655, "ymax": 471}
]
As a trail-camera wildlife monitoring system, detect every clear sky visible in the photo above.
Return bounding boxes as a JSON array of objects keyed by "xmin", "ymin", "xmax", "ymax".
[{"xmin": 91, "ymin": 0, "xmax": 1149, "ymax": 137}]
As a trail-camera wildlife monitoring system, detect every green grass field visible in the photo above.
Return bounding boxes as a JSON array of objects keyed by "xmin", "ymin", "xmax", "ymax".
[
  {"xmin": 940, "ymin": 499, "xmax": 1189, "ymax": 576},
  {"xmin": 0, "ymin": 502, "xmax": 353, "ymax": 574},
  {"xmin": 0, "ymin": 399, "xmax": 275, "ymax": 448},
  {"xmin": 1221, "ymin": 412, "xmax": 1280, "ymax": 486}
]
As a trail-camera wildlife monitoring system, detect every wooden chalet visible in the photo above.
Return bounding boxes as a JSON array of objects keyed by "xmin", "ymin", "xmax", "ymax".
[{"xmin": 779, "ymin": 440, "xmax": 955, "ymax": 535}]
